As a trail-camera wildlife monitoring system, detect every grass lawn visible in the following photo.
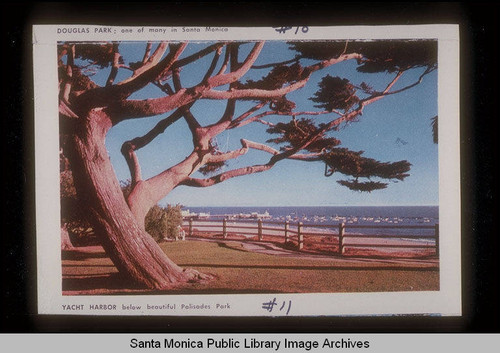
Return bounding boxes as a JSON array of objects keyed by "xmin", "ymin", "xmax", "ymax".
[{"xmin": 62, "ymin": 240, "xmax": 439, "ymax": 295}]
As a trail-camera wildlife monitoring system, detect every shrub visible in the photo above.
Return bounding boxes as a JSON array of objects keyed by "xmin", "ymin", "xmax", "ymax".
[{"xmin": 145, "ymin": 204, "xmax": 183, "ymax": 242}]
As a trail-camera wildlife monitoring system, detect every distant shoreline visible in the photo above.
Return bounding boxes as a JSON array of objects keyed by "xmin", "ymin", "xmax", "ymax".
[
  {"xmin": 181, "ymin": 205, "xmax": 439, "ymax": 208},
  {"xmin": 182, "ymin": 206, "xmax": 438, "ymax": 236}
]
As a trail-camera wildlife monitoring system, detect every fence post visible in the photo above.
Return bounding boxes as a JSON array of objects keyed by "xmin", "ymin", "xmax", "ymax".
[
  {"xmin": 258, "ymin": 219, "xmax": 263, "ymax": 241},
  {"xmin": 188, "ymin": 218, "xmax": 193, "ymax": 237},
  {"xmin": 338, "ymin": 222, "xmax": 345, "ymax": 255},
  {"xmin": 298, "ymin": 222, "xmax": 304, "ymax": 250},
  {"xmin": 435, "ymin": 223, "xmax": 439, "ymax": 257},
  {"xmin": 223, "ymin": 218, "xmax": 227, "ymax": 239},
  {"xmin": 284, "ymin": 221, "xmax": 289, "ymax": 243}
]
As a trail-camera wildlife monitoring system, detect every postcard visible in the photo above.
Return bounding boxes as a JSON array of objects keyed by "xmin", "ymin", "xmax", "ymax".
[{"xmin": 33, "ymin": 24, "xmax": 460, "ymax": 316}]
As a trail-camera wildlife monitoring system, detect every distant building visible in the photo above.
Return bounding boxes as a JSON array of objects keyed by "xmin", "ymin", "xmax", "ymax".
[{"xmin": 181, "ymin": 209, "xmax": 210, "ymax": 219}]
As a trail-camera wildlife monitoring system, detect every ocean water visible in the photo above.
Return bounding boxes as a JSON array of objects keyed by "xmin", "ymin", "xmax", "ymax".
[{"xmin": 184, "ymin": 206, "xmax": 439, "ymax": 237}]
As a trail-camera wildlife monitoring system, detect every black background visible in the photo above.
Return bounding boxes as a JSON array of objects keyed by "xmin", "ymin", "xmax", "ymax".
[{"xmin": 1, "ymin": 2, "xmax": 498, "ymax": 333}]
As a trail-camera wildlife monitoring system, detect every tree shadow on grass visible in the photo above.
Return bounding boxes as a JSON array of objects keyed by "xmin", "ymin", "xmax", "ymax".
[
  {"xmin": 63, "ymin": 264, "xmax": 116, "ymax": 268},
  {"xmin": 154, "ymin": 288, "xmax": 284, "ymax": 295},
  {"xmin": 62, "ymin": 263, "xmax": 437, "ymax": 295},
  {"xmin": 63, "ymin": 273, "xmax": 146, "ymax": 293},
  {"xmin": 62, "ymin": 244, "xmax": 437, "ymax": 295},
  {"xmin": 62, "ymin": 273, "xmax": 284, "ymax": 295},
  {"xmin": 218, "ymin": 240, "xmax": 438, "ymax": 261},
  {"xmin": 62, "ymin": 249, "xmax": 109, "ymax": 261},
  {"xmin": 176, "ymin": 263, "xmax": 438, "ymax": 272}
]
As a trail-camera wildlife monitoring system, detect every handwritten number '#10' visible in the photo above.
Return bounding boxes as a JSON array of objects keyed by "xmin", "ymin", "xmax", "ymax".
[{"xmin": 273, "ymin": 26, "xmax": 309, "ymax": 34}]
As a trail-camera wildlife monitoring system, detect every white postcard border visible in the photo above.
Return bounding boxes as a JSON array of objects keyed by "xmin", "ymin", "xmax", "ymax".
[{"xmin": 33, "ymin": 24, "xmax": 460, "ymax": 316}]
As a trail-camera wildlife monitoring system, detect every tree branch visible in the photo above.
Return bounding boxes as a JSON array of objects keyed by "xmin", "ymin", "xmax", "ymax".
[
  {"xmin": 314, "ymin": 69, "xmax": 435, "ymax": 135},
  {"xmin": 106, "ymin": 88, "xmax": 193, "ymax": 121},
  {"xmin": 182, "ymin": 139, "xmax": 322, "ymax": 188},
  {"xmin": 216, "ymin": 46, "xmax": 231, "ymax": 76},
  {"xmin": 255, "ymin": 119, "xmax": 275, "ymax": 127},
  {"xmin": 202, "ymin": 46, "xmax": 223, "ymax": 83},
  {"xmin": 106, "ymin": 46, "xmax": 408, "ymax": 127},
  {"xmin": 172, "ymin": 42, "xmax": 227, "ymax": 69},
  {"xmin": 382, "ymin": 70, "xmax": 404, "ymax": 94},
  {"xmin": 203, "ymin": 139, "xmax": 250, "ymax": 163},
  {"xmin": 206, "ymin": 41, "xmax": 265, "ymax": 87},
  {"xmin": 75, "ymin": 43, "xmax": 187, "ymax": 112},
  {"xmin": 182, "ymin": 108, "xmax": 202, "ymax": 138},
  {"xmin": 228, "ymin": 102, "xmax": 267, "ymax": 128},
  {"xmin": 201, "ymin": 51, "xmax": 361, "ymax": 103},
  {"xmin": 181, "ymin": 164, "xmax": 274, "ymax": 187},
  {"xmin": 115, "ymin": 43, "xmax": 434, "ymax": 216},
  {"xmin": 120, "ymin": 109, "xmax": 186, "ymax": 185},
  {"xmin": 168, "ymin": 68, "xmax": 203, "ymax": 142},
  {"xmin": 251, "ymin": 56, "xmax": 301, "ymax": 69},
  {"xmin": 124, "ymin": 109, "xmax": 186, "ymax": 152},
  {"xmin": 206, "ymin": 99, "xmax": 235, "ymax": 138},
  {"xmin": 105, "ymin": 42, "xmax": 121, "ymax": 86},
  {"xmin": 121, "ymin": 142, "xmax": 143, "ymax": 185},
  {"xmin": 242, "ymin": 139, "xmax": 321, "ymax": 161},
  {"xmin": 153, "ymin": 80, "xmax": 175, "ymax": 95},
  {"xmin": 108, "ymin": 63, "xmax": 304, "ymax": 122},
  {"xmin": 231, "ymin": 108, "xmax": 339, "ymax": 129},
  {"xmin": 61, "ymin": 44, "xmax": 75, "ymax": 103},
  {"xmin": 119, "ymin": 42, "xmax": 169, "ymax": 85},
  {"xmin": 59, "ymin": 100, "xmax": 79, "ymax": 119},
  {"xmin": 309, "ymin": 53, "xmax": 364, "ymax": 72},
  {"xmin": 197, "ymin": 46, "xmax": 242, "ymax": 140},
  {"xmin": 172, "ymin": 67, "xmax": 183, "ymax": 92},
  {"xmin": 298, "ymin": 90, "xmax": 397, "ymax": 148},
  {"xmin": 202, "ymin": 77, "xmax": 309, "ymax": 100},
  {"xmin": 382, "ymin": 66, "xmax": 436, "ymax": 96},
  {"xmin": 183, "ymin": 129, "xmax": 326, "ymax": 188},
  {"xmin": 119, "ymin": 42, "xmax": 186, "ymax": 92},
  {"xmin": 141, "ymin": 42, "xmax": 153, "ymax": 64}
]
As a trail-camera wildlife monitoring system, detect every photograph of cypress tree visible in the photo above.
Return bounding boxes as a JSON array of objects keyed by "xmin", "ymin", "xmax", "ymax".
[{"xmin": 58, "ymin": 40, "xmax": 437, "ymax": 291}]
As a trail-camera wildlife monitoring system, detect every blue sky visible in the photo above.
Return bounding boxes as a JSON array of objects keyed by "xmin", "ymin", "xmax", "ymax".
[{"xmin": 96, "ymin": 41, "xmax": 438, "ymax": 207}]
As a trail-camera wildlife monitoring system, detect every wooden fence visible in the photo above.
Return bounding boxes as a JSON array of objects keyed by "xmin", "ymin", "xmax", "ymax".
[{"xmin": 183, "ymin": 218, "xmax": 439, "ymax": 257}]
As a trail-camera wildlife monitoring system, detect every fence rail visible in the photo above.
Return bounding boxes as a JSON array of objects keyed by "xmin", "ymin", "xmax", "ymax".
[{"xmin": 183, "ymin": 218, "xmax": 439, "ymax": 258}]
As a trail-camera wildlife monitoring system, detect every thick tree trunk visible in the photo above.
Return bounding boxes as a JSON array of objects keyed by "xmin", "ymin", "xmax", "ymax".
[{"xmin": 65, "ymin": 109, "xmax": 205, "ymax": 289}]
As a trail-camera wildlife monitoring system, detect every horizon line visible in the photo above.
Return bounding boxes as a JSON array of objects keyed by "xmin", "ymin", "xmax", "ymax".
[{"xmin": 170, "ymin": 204, "xmax": 440, "ymax": 208}]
